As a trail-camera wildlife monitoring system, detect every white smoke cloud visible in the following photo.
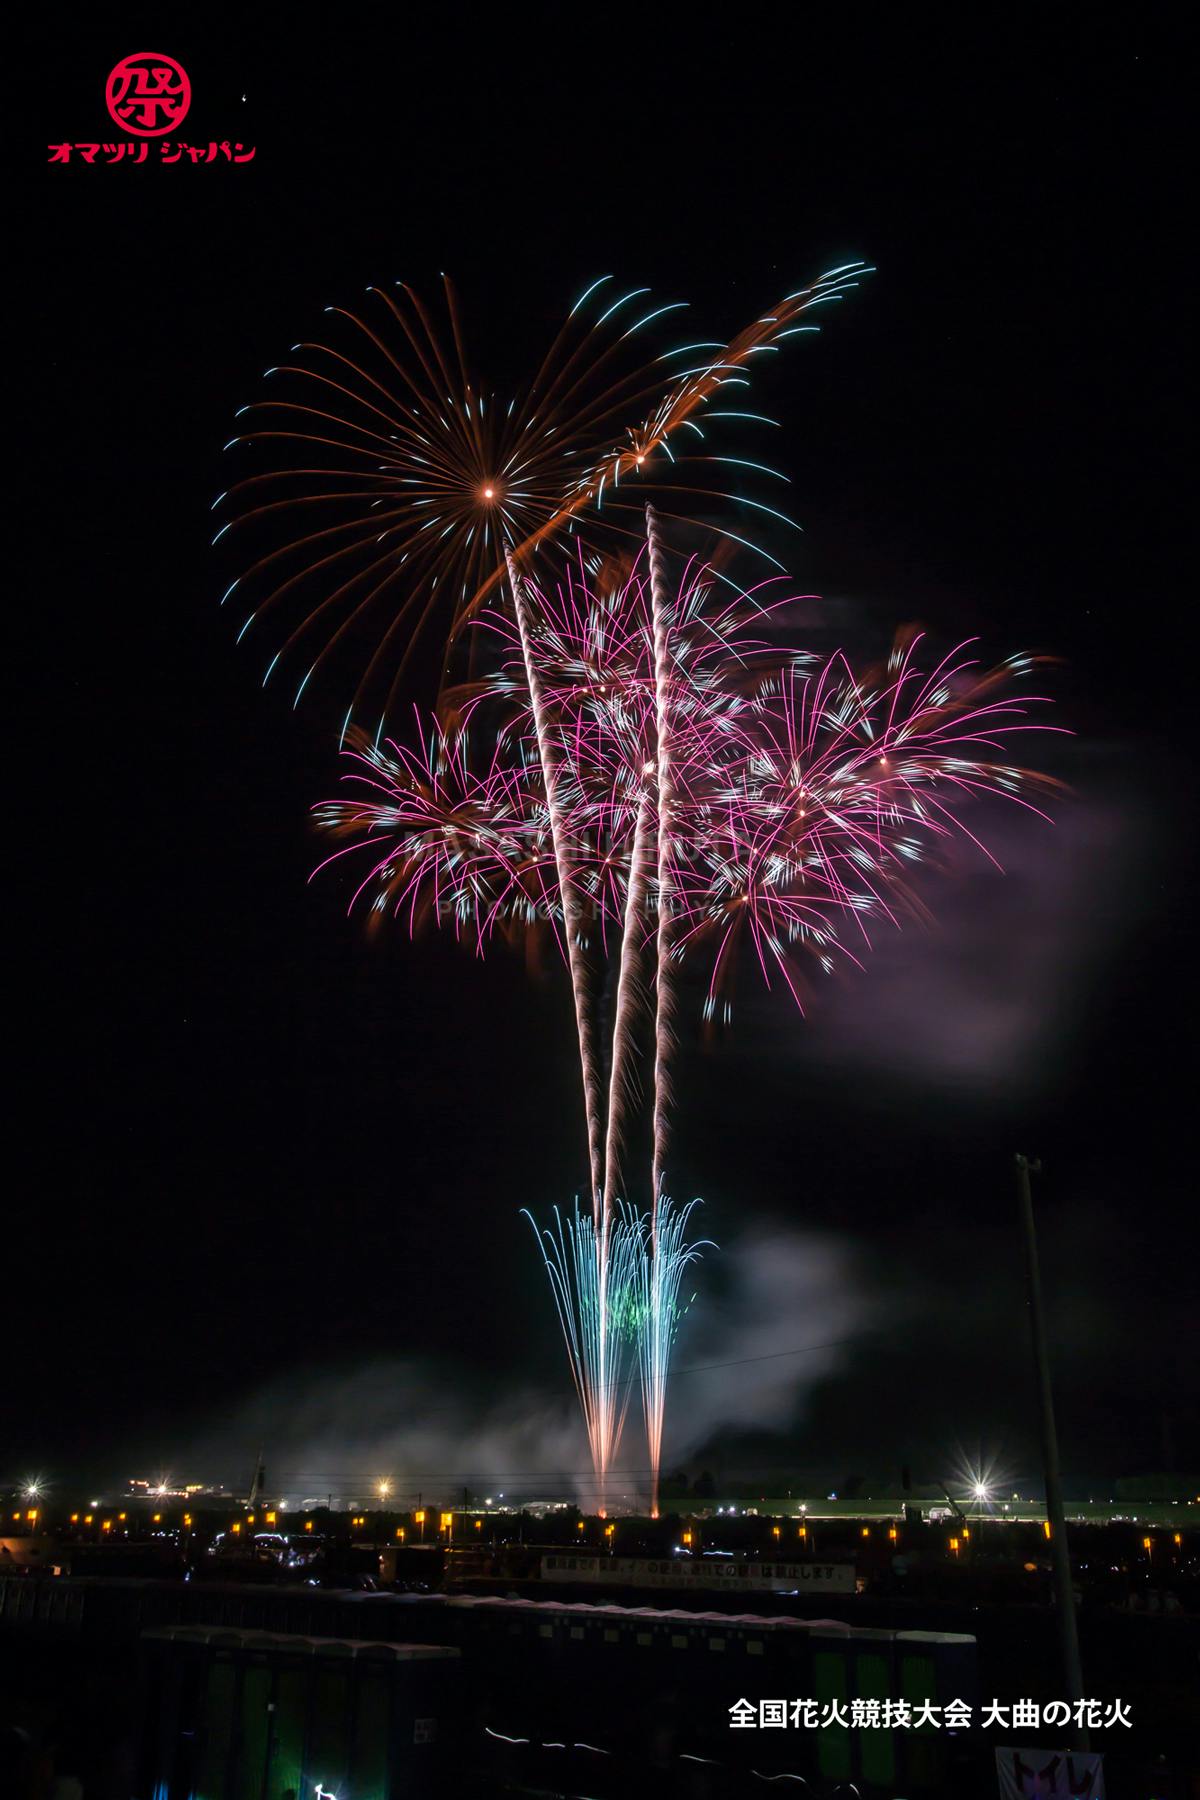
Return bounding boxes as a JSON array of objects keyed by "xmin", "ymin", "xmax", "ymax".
[
  {"xmin": 787, "ymin": 769, "xmax": 1141, "ymax": 1093},
  {"xmin": 170, "ymin": 1228, "xmax": 878, "ymax": 1509},
  {"xmin": 666, "ymin": 1228, "xmax": 878, "ymax": 1456}
]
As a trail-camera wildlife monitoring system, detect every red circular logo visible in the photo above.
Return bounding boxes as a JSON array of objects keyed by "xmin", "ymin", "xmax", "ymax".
[{"xmin": 105, "ymin": 52, "xmax": 191, "ymax": 137}]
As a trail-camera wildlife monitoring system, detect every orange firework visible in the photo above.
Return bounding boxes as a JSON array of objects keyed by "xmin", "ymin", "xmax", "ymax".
[{"xmin": 213, "ymin": 263, "xmax": 872, "ymax": 734}]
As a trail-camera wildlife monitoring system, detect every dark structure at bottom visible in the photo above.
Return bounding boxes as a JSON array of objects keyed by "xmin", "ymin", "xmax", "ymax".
[{"xmin": 138, "ymin": 1627, "xmax": 459, "ymax": 1799}]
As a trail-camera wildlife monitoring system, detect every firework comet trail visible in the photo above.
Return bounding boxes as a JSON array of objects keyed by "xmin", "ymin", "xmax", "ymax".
[
  {"xmin": 603, "ymin": 786, "xmax": 654, "ymax": 1207},
  {"xmin": 637, "ymin": 1198, "xmax": 712, "ymax": 1519},
  {"xmin": 646, "ymin": 504, "xmax": 678, "ymax": 1220},
  {"xmin": 506, "ymin": 544, "xmax": 624, "ymax": 1508},
  {"xmin": 504, "ymin": 545, "xmax": 607, "ymax": 1210}
]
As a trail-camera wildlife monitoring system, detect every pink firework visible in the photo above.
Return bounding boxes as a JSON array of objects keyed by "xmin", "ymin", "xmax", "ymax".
[
  {"xmin": 314, "ymin": 546, "xmax": 1063, "ymax": 1163},
  {"xmin": 670, "ymin": 634, "xmax": 1066, "ymax": 1021},
  {"xmin": 312, "ymin": 717, "xmax": 553, "ymax": 954},
  {"xmin": 313, "ymin": 523, "xmax": 1062, "ymax": 1515}
]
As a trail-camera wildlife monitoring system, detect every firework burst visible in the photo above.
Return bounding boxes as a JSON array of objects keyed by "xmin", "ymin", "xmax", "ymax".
[
  {"xmin": 313, "ymin": 538, "xmax": 1061, "ymax": 1507},
  {"xmin": 216, "ymin": 256, "xmax": 1061, "ymax": 1512},
  {"xmin": 213, "ymin": 263, "xmax": 872, "ymax": 732}
]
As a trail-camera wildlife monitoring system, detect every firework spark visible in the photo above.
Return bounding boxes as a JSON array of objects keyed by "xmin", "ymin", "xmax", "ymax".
[
  {"xmin": 636, "ymin": 1197, "xmax": 712, "ymax": 1519},
  {"xmin": 215, "ymin": 264, "xmax": 872, "ymax": 731},
  {"xmin": 522, "ymin": 1202, "xmax": 646, "ymax": 1515}
]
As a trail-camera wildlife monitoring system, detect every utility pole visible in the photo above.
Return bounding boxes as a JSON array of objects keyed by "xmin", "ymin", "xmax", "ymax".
[
  {"xmin": 1015, "ymin": 1153, "xmax": 1087, "ymax": 1750},
  {"xmin": 247, "ymin": 1451, "xmax": 266, "ymax": 1510}
]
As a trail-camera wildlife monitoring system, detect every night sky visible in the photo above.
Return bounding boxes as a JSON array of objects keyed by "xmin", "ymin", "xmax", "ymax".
[{"xmin": 14, "ymin": 19, "xmax": 1193, "ymax": 1499}]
